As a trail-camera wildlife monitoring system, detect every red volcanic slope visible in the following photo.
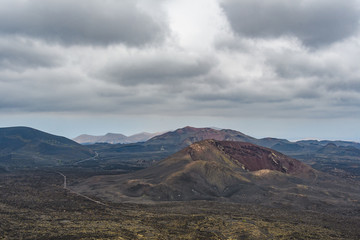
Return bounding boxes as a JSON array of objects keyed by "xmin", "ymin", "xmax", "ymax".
[
  {"xmin": 74, "ymin": 139, "xmax": 318, "ymax": 202},
  {"xmin": 213, "ymin": 141, "xmax": 310, "ymax": 174}
]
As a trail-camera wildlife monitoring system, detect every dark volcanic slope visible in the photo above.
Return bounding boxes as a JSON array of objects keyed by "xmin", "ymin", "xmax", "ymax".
[
  {"xmin": 214, "ymin": 141, "xmax": 311, "ymax": 174},
  {"xmin": 0, "ymin": 127, "xmax": 94, "ymax": 169},
  {"xmin": 76, "ymin": 140, "xmax": 332, "ymax": 204}
]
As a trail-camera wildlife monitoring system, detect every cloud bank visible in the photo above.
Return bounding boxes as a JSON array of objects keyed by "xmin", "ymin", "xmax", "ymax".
[
  {"xmin": 0, "ymin": 0, "xmax": 166, "ymax": 46},
  {"xmin": 221, "ymin": 0, "xmax": 360, "ymax": 48},
  {"xmin": 1, "ymin": 0, "xmax": 360, "ymax": 124}
]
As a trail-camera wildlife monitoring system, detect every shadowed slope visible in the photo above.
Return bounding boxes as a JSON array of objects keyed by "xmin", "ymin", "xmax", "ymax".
[
  {"xmin": 0, "ymin": 127, "xmax": 94, "ymax": 169},
  {"xmin": 87, "ymin": 126, "xmax": 360, "ymax": 179},
  {"xmin": 76, "ymin": 140, "xmax": 327, "ymax": 204}
]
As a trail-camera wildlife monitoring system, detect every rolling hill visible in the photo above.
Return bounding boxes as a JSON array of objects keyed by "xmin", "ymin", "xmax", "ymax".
[
  {"xmin": 0, "ymin": 126, "xmax": 94, "ymax": 169},
  {"xmin": 145, "ymin": 126, "xmax": 256, "ymax": 150},
  {"xmin": 76, "ymin": 140, "xmax": 356, "ymax": 207},
  {"xmin": 87, "ymin": 126, "xmax": 360, "ymax": 179},
  {"xmin": 87, "ymin": 126, "xmax": 259, "ymax": 167}
]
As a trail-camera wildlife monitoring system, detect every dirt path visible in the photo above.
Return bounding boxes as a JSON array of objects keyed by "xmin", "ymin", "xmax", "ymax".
[
  {"xmin": 73, "ymin": 151, "xmax": 99, "ymax": 165},
  {"xmin": 55, "ymin": 171, "xmax": 109, "ymax": 207},
  {"xmin": 56, "ymin": 171, "xmax": 67, "ymax": 188}
]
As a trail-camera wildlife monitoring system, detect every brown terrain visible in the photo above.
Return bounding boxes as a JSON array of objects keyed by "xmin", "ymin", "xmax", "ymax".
[
  {"xmin": 2, "ymin": 171, "xmax": 360, "ymax": 239},
  {"xmin": 75, "ymin": 140, "xmax": 359, "ymax": 213},
  {"xmin": 2, "ymin": 127, "xmax": 360, "ymax": 239},
  {"xmin": 88, "ymin": 126, "xmax": 360, "ymax": 181},
  {"xmin": 213, "ymin": 141, "xmax": 311, "ymax": 174},
  {"xmin": 145, "ymin": 126, "xmax": 256, "ymax": 150}
]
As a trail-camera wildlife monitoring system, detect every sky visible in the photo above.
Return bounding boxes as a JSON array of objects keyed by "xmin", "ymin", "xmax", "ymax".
[{"xmin": 0, "ymin": 0, "xmax": 360, "ymax": 141}]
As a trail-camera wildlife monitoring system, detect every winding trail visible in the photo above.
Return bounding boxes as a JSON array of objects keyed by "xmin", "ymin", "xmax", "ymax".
[
  {"xmin": 56, "ymin": 171, "xmax": 67, "ymax": 188},
  {"xmin": 73, "ymin": 151, "xmax": 99, "ymax": 165}
]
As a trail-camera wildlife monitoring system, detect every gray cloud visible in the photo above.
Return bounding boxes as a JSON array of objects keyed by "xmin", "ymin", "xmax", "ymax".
[
  {"xmin": 0, "ymin": 0, "xmax": 167, "ymax": 46},
  {"xmin": 0, "ymin": 38, "xmax": 62, "ymax": 71},
  {"xmin": 326, "ymin": 79, "xmax": 360, "ymax": 93},
  {"xmin": 0, "ymin": 0, "xmax": 360, "ymax": 125},
  {"xmin": 258, "ymin": 38, "xmax": 360, "ymax": 97},
  {"xmin": 264, "ymin": 48, "xmax": 336, "ymax": 79},
  {"xmin": 220, "ymin": 0, "xmax": 360, "ymax": 47},
  {"xmin": 101, "ymin": 52, "xmax": 217, "ymax": 86},
  {"xmin": 0, "ymin": 66, "xmax": 174, "ymax": 114}
]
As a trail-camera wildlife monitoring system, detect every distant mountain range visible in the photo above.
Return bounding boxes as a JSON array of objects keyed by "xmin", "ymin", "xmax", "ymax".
[
  {"xmin": 86, "ymin": 126, "xmax": 260, "ymax": 169},
  {"xmin": 1, "ymin": 126, "xmax": 360, "ymax": 180},
  {"xmin": 2, "ymin": 125, "xmax": 359, "ymax": 228},
  {"xmin": 88, "ymin": 126, "xmax": 360, "ymax": 179},
  {"xmin": 73, "ymin": 132, "xmax": 163, "ymax": 144},
  {"xmin": 0, "ymin": 126, "xmax": 94, "ymax": 170}
]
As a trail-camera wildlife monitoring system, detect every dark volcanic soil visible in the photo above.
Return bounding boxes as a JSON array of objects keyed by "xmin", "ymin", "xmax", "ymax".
[{"xmin": 1, "ymin": 170, "xmax": 360, "ymax": 240}]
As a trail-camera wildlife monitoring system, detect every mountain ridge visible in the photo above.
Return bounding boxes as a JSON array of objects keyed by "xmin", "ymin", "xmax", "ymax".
[
  {"xmin": 0, "ymin": 126, "xmax": 94, "ymax": 169},
  {"xmin": 73, "ymin": 131, "xmax": 163, "ymax": 144}
]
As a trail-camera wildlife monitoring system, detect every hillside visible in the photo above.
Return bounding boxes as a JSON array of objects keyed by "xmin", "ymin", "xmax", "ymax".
[
  {"xmin": 0, "ymin": 127, "xmax": 94, "ymax": 169},
  {"xmin": 86, "ymin": 126, "xmax": 258, "ymax": 168},
  {"xmin": 75, "ymin": 140, "xmax": 353, "ymax": 206},
  {"xmin": 87, "ymin": 126, "xmax": 360, "ymax": 179},
  {"xmin": 2, "ymin": 171, "xmax": 360, "ymax": 240},
  {"xmin": 145, "ymin": 126, "xmax": 256, "ymax": 150}
]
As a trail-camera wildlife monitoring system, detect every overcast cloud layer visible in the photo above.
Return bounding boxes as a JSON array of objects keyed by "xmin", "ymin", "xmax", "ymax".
[{"xmin": 1, "ymin": 0, "xmax": 360, "ymax": 139}]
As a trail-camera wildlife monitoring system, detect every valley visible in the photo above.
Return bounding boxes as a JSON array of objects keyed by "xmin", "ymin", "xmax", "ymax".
[
  {"xmin": 1, "ymin": 126, "xmax": 360, "ymax": 239},
  {"xmin": 3, "ymin": 1, "xmax": 359, "ymax": 239},
  {"xmin": 1, "ymin": 170, "xmax": 360, "ymax": 239}
]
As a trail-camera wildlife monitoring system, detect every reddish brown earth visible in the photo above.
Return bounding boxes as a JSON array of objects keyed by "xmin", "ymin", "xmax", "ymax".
[
  {"xmin": 145, "ymin": 126, "xmax": 256, "ymax": 149},
  {"xmin": 213, "ymin": 141, "xmax": 311, "ymax": 174},
  {"xmin": 75, "ymin": 140, "xmax": 329, "ymax": 204}
]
